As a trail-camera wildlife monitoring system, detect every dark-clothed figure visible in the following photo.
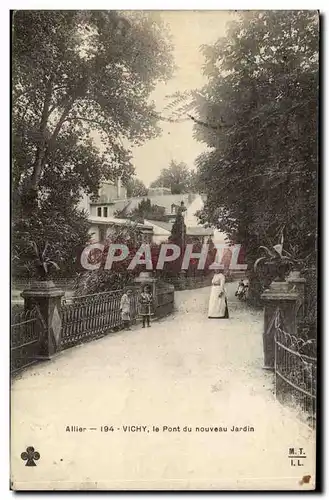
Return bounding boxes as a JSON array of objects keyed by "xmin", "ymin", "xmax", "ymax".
[
  {"xmin": 235, "ymin": 279, "xmax": 248, "ymax": 300},
  {"xmin": 235, "ymin": 279, "xmax": 245, "ymax": 297},
  {"xmin": 139, "ymin": 285, "xmax": 153, "ymax": 328}
]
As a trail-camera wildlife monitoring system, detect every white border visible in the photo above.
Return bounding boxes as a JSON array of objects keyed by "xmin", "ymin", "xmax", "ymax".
[{"xmin": 1, "ymin": 1, "xmax": 326, "ymax": 9}]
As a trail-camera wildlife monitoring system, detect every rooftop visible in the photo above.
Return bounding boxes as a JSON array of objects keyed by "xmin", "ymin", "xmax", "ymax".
[
  {"xmin": 145, "ymin": 219, "xmax": 214, "ymax": 236},
  {"xmin": 119, "ymin": 193, "xmax": 198, "ymax": 216},
  {"xmin": 88, "ymin": 216, "xmax": 153, "ymax": 231}
]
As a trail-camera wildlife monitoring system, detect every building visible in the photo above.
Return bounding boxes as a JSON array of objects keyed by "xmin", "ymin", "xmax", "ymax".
[
  {"xmin": 79, "ymin": 179, "xmax": 227, "ymax": 246},
  {"xmin": 87, "ymin": 216, "xmax": 153, "ymax": 244},
  {"xmin": 144, "ymin": 220, "xmax": 214, "ymax": 245},
  {"xmin": 78, "ymin": 179, "xmax": 127, "ymax": 219},
  {"xmin": 78, "ymin": 179, "xmax": 153, "ymax": 243},
  {"xmin": 140, "ymin": 193, "xmax": 218, "ymax": 244},
  {"xmin": 117, "ymin": 192, "xmax": 200, "ymax": 223}
]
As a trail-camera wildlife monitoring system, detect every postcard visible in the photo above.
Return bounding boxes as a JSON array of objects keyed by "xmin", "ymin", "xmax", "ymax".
[{"xmin": 11, "ymin": 9, "xmax": 318, "ymax": 490}]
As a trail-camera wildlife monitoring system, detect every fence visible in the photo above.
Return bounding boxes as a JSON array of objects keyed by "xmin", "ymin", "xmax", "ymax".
[
  {"xmin": 274, "ymin": 308, "xmax": 317, "ymax": 428},
  {"xmin": 164, "ymin": 275, "xmax": 213, "ymax": 291},
  {"xmin": 164, "ymin": 270, "xmax": 244, "ymax": 291},
  {"xmin": 60, "ymin": 284, "xmax": 174, "ymax": 350},
  {"xmin": 154, "ymin": 285, "xmax": 175, "ymax": 317},
  {"xmin": 61, "ymin": 290, "xmax": 139, "ymax": 350},
  {"xmin": 11, "ymin": 307, "xmax": 45, "ymax": 374},
  {"xmin": 11, "ymin": 281, "xmax": 175, "ymax": 373}
]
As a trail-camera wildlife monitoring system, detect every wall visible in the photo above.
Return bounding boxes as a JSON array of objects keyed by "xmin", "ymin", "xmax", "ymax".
[
  {"xmin": 90, "ymin": 205, "xmax": 115, "ymax": 217},
  {"xmin": 153, "ymin": 233, "xmax": 169, "ymax": 244},
  {"xmin": 77, "ymin": 191, "xmax": 91, "ymax": 215},
  {"xmin": 97, "ymin": 181, "xmax": 127, "ymax": 203},
  {"xmin": 144, "ymin": 220, "xmax": 170, "ymax": 244},
  {"xmin": 164, "ymin": 275, "xmax": 213, "ymax": 291},
  {"xmin": 184, "ymin": 195, "xmax": 203, "ymax": 226},
  {"xmin": 78, "ymin": 181, "xmax": 127, "ymax": 218}
]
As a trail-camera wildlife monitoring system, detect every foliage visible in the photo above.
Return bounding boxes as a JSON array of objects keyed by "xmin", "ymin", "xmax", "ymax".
[
  {"xmin": 165, "ymin": 205, "xmax": 215, "ymax": 276},
  {"xmin": 150, "ymin": 160, "xmax": 196, "ymax": 194},
  {"xmin": 12, "ymin": 10, "xmax": 173, "ymax": 277},
  {"xmin": 254, "ymin": 234, "xmax": 303, "ymax": 281},
  {"xmin": 13, "ymin": 10, "xmax": 173, "ymax": 205},
  {"xmin": 29, "ymin": 241, "xmax": 60, "ymax": 280},
  {"xmin": 74, "ymin": 222, "xmax": 161, "ymax": 294},
  {"xmin": 126, "ymin": 198, "xmax": 166, "ymax": 222},
  {"xmin": 167, "ymin": 11, "xmax": 318, "ymax": 308},
  {"xmin": 12, "ymin": 194, "xmax": 91, "ymax": 279},
  {"xmin": 125, "ymin": 177, "xmax": 148, "ymax": 197},
  {"xmin": 74, "ymin": 219, "xmax": 216, "ymax": 294},
  {"xmin": 169, "ymin": 203, "xmax": 187, "ymax": 247},
  {"xmin": 298, "ymin": 265, "xmax": 317, "ymax": 341}
]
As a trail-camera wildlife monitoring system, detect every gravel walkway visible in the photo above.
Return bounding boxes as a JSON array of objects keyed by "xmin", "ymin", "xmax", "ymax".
[{"xmin": 11, "ymin": 283, "xmax": 316, "ymax": 490}]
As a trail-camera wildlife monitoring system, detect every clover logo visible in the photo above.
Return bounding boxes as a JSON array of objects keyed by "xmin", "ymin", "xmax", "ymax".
[{"xmin": 21, "ymin": 446, "xmax": 40, "ymax": 466}]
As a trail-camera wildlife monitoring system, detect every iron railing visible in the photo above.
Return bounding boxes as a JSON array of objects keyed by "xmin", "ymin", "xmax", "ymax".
[
  {"xmin": 155, "ymin": 286, "xmax": 175, "ymax": 317},
  {"xmin": 163, "ymin": 275, "xmax": 213, "ymax": 290},
  {"xmin": 60, "ymin": 289, "xmax": 139, "ymax": 350},
  {"xmin": 11, "ymin": 307, "xmax": 44, "ymax": 374},
  {"xmin": 274, "ymin": 309, "xmax": 317, "ymax": 428},
  {"xmin": 12, "ymin": 283, "xmax": 175, "ymax": 370}
]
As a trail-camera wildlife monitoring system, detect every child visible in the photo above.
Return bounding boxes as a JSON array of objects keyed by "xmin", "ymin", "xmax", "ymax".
[
  {"xmin": 120, "ymin": 289, "xmax": 132, "ymax": 330},
  {"xmin": 235, "ymin": 279, "xmax": 245, "ymax": 298},
  {"xmin": 139, "ymin": 285, "xmax": 153, "ymax": 328}
]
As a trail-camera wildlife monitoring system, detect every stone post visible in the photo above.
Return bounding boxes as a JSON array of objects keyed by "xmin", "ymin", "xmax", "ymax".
[
  {"xmin": 261, "ymin": 281, "xmax": 299, "ymax": 370},
  {"xmin": 21, "ymin": 281, "xmax": 65, "ymax": 359},
  {"xmin": 134, "ymin": 271, "xmax": 157, "ymax": 298},
  {"xmin": 134, "ymin": 271, "xmax": 158, "ymax": 314},
  {"xmin": 179, "ymin": 269, "xmax": 187, "ymax": 290}
]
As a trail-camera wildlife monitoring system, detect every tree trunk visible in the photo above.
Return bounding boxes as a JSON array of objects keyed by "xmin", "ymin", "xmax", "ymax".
[{"xmin": 29, "ymin": 78, "xmax": 53, "ymax": 193}]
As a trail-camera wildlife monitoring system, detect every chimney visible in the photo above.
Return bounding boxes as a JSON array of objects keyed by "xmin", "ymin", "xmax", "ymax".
[{"xmin": 117, "ymin": 177, "xmax": 121, "ymax": 199}]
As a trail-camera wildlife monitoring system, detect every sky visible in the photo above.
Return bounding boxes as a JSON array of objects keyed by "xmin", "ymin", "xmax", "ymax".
[{"xmin": 130, "ymin": 11, "xmax": 235, "ymax": 186}]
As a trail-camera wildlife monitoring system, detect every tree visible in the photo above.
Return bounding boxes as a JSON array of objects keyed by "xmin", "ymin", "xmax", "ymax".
[
  {"xmin": 12, "ymin": 130, "xmax": 105, "ymax": 279},
  {"xmin": 125, "ymin": 177, "xmax": 148, "ymax": 197},
  {"xmin": 12, "ymin": 10, "xmax": 173, "ymax": 277},
  {"xmin": 126, "ymin": 198, "xmax": 166, "ymax": 222},
  {"xmin": 150, "ymin": 160, "xmax": 194, "ymax": 194},
  {"xmin": 12, "ymin": 196, "xmax": 91, "ymax": 279},
  {"xmin": 188, "ymin": 168, "xmax": 202, "ymax": 193},
  {"xmin": 12, "ymin": 10, "xmax": 174, "ymax": 209},
  {"xmin": 172, "ymin": 11, "xmax": 317, "ymax": 277},
  {"xmin": 74, "ymin": 223, "xmax": 161, "ymax": 294},
  {"xmin": 169, "ymin": 202, "xmax": 187, "ymax": 247}
]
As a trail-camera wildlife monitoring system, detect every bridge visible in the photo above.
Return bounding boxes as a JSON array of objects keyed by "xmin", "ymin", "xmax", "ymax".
[{"xmin": 11, "ymin": 283, "xmax": 315, "ymax": 490}]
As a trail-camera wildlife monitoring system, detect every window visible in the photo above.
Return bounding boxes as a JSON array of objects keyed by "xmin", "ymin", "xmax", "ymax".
[
  {"xmin": 103, "ymin": 207, "xmax": 108, "ymax": 218},
  {"xmin": 97, "ymin": 207, "xmax": 102, "ymax": 217}
]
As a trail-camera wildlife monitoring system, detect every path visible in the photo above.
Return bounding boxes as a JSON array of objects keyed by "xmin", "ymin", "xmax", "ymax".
[{"xmin": 11, "ymin": 284, "xmax": 316, "ymax": 490}]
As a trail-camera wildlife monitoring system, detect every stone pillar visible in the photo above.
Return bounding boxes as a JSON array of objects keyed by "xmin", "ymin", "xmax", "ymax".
[
  {"xmin": 21, "ymin": 281, "xmax": 65, "ymax": 359},
  {"xmin": 134, "ymin": 271, "xmax": 158, "ymax": 314},
  {"xmin": 261, "ymin": 281, "xmax": 299, "ymax": 370},
  {"xmin": 134, "ymin": 271, "xmax": 157, "ymax": 297},
  {"xmin": 179, "ymin": 269, "xmax": 187, "ymax": 290}
]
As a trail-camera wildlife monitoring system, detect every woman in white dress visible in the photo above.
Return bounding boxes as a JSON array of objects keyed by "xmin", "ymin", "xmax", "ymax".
[{"xmin": 208, "ymin": 271, "xmax": 229, "ymax": 319}]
